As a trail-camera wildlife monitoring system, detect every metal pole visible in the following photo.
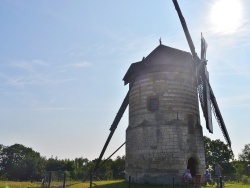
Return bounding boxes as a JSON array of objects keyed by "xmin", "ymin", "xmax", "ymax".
[
  {"xmin": 172, "ymin": 176, "xmax": 175, "ymax": 188},
  {"xmin": 220, "ymin": 176, "xmax": 222, "ymax": 188},
  {"xmin": 90, "ymin": 171, "xmax": 93, "ymax": 188},
  {"xmin": 48, "ymin": 172, "xmax": 51, "ymax": 188},
  {"xmin": 129, "ymin": 176, "xmax": 131, "ymax": 188},
  {"xmin": 63, "ymin": 172, "xmax": 66, "ymax": 188}
]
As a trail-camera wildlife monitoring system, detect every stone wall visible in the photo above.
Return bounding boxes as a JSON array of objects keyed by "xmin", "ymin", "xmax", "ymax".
[{"xmin": 125, "ymin": 71, "xmax": 206, "ymax": 184}]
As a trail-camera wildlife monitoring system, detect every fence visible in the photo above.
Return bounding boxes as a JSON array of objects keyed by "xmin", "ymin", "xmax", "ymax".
[
  {"xmin": 42, "ymin": 171, "xmax": 67, "ymax": 188},
  {"xmin": 89, "ymin": 173, "xmax": 249, "ymax": 188}
]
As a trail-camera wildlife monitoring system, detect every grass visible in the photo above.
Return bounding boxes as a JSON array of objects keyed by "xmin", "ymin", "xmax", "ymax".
[
  {"xmin": 69, "ymin": 180, "xmax": 169, "ymax": 188},
  {"xmin": 0, "ymin": 181, "xmax": 41, "ymax": 188},
  {"xmin": 69, "ymin": 180, "xmax": 250, "ymax": 188},
  {"xmin": 0, "ymin": 180, "xmax": 249, "ymax": 188}
]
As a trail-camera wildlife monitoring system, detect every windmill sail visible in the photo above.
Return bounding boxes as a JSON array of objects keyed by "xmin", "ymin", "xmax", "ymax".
[
  {"xmin": 199, "ymin": 35, "xmax": 213, "ymax": 133},
  {"xmin": 209, "ymin": 84, "xmax": 231, "ymax": 147},
  {"xmin": 201, "ymin": 33, "xmax": 208, "ymax": 60},
  {"xmin": 205, "ymin": 69, "xmax": 213, "ymax": 133},
  {"xmin": 172, "ymin": 0, "xmax": 231, "ymax": 147}
]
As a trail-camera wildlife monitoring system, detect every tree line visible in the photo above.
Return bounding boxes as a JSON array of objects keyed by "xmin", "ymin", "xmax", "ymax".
[
  {"xmin": 0, "ymin": 137, "xmax": 250, "ymax": 181},
  {"xmin": 0, "ymin": 144, "xmax": 125, "ymax": 181}
]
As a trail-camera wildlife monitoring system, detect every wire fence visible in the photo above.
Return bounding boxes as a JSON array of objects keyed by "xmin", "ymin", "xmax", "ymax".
[
  {"xmin": 40, "ymin": 171, "xmax": 250, "ymax": 188},
  {"xmin": 89, "ymin": 173, "xmax": 250, "ymax": 188},
  {"xmin": 41, "ymin": 171, "xmax": 76, "ymax": 188}
]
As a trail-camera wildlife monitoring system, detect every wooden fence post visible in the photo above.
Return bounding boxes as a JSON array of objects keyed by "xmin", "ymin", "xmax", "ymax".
[{"xmin": 63, "ymin": 172, "xmax": 66, "ymax": 188}]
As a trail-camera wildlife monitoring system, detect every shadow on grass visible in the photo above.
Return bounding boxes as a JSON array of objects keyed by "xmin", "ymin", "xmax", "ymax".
[
  {"xmin": 91, "ymin": 180, "xmax": 179, "ymax": 188},
  {"xmin": 91, "ymin": 181, "xmax": 127, "ymax": 188}
]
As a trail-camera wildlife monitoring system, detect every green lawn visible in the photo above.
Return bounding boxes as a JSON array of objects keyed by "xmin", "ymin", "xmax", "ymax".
[
  {"xmin": 69, "ymin": 180, "xmax": 250, "ymax": 188},
  {"xmin": 0, "ymin": 180, "xmax": 249, "ymax": 188},
  {"xmin": 0, "ymin": 181, "xmax": 41, "ymax": 188}
]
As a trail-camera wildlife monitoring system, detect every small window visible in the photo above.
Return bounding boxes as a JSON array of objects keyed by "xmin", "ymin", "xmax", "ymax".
[{"xmin": 148, "ymin": 97, "xmax": 159, "ymax": 111}]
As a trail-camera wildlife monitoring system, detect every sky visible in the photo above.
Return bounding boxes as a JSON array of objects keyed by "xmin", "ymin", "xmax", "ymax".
[{"xmin": 1, "ymin": 0, "xmax": 250, "ymax": 161}]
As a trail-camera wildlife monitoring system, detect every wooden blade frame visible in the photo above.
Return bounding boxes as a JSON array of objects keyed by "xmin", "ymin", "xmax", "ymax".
[
  {"xmin": 209, "ymin": 83, "xmax": 231, "ymax": 147},
  {"xmin": 172, "ymin": 0, "xmax": 231, "ymax": 147}
]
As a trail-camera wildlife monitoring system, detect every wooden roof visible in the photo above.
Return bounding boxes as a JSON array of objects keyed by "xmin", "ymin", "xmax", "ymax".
[{"xmin": 123, "ymin": 44, "xmax": 194, "ymax": 85}]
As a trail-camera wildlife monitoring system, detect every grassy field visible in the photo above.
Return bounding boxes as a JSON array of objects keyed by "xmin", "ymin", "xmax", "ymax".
[
  {"xmin": 0, "ymin": 181, "xmax": 41, "ymax": 188},
  {"xmin": 69, "ymin": 180, "xmax": 250, "ymax": 188},
  {"xmin": 0, "ymin": 180, "xmax": 250, "ymax": 188}
]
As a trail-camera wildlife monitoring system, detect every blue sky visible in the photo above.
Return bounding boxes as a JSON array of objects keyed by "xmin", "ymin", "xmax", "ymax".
[{"xmin": 1, "ymin": 0, "xmax": 250, "ymax": 160}]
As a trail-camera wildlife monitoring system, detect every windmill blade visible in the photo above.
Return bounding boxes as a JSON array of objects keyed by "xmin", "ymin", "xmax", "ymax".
[
  {"xmin": 172, "ymin": 0, "xmax": 213, "ymax": 133},
  {"xmin": 172, "ymin": 0, "xmax": 231, "ymax": 146},
  {"xmin": 200, "ymin": 35, "xmax": 230, "ymax": 146},
  {"xmin": 200, "ymin": 35, "xmax": 213, "ymax": 133},
  {"xmin": 209, "ymin": 83, "xmax": 231, "ymax": 147},
  {"xmin": 197, "ymin": 60, "xmax": 213, "ymax": 133},
  {"xmin": 172, "ymin": 0, "xmax": 197, "ymax": 59}
]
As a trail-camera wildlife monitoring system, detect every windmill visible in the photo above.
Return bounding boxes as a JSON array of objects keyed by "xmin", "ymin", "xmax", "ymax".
[
  {"xmin": 89, "ymin": 0, "xmax": 231, "ymax": 186},
  {"xmin": 172, "ymin": 0, "xmax": 231, "ymax": 147}
]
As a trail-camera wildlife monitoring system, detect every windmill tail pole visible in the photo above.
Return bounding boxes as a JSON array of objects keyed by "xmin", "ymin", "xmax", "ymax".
[
  {"xmin": 92, "ymin": 93, "xmax": 128, "ymax": 173},
  {"xmin": 172, "ymin": 0, "xmax": 197, "ymax": 59},
  {"xmin": 84, "ymin": 142, "xmax": 126, "ymax": 183},
  {"xmin": 98, "ymin": 142, "xmax": 126, "ymax": 170},
  {"xmin": 92, "ymin": 81, "xmax": 134, "ymax": 173}
]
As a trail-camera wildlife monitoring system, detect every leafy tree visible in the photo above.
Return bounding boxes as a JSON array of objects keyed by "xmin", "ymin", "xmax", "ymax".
[
  {"xmin": 0, "ymin": 144, "xmax": 45, "ymax": 181},
  {"xmin": 45, "ymin": 157, "xmax": 64, "ymax": 171},
  {"xmin": 0, "ymin": 142, "xmax": 128, "ymax": 181},
  {"xmin": 0, "ymin": 144, "xmax": 5, "ymax": 179},
  {"xmin": 89, "ymin": 156, "xmax": 125, "ymax": 180},
  {"xmin": 237, "ymin": 143, "xmax": 250, "ymax": 175},
  {"xmin": 111, "ymin": 156, "xmax": 125, "ymax": 179},
  {"xmin": 231, "ymin": 160, "xmax": 246, "ymax": 176},
  {"xmin": 73, "ymin": 157, "xmax": 89, "ymax": 180},
  {"xmin": 62, "ymin": 159, "xmax": 74, "ymax": 171},
  {"xmin": 204, "ymin": 136, "xmax": 234, "ymax": 174},
  {"xmin": 239, "ymin": 144, "xmax": 250, "ymax": 163}
]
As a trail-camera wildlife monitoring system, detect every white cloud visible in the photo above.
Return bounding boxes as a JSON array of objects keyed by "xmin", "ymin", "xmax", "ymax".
[
  {"xmin": 10, "ymin": 59, "xmax": 49, "ymax": 73},
  {"xmin": 56, "ymin": 61, "xmax": 93, "ymax": 74},
  {"xmin": 67, "ymin": 61, "xmax": 92, "ymax": 68},
  {"xmin": 6, "ymin": 74, "xmax": 77, "ymax": 87},
  {"xmin": 2, "ymin": 59, "xmax": 86, "ymax": 87}
]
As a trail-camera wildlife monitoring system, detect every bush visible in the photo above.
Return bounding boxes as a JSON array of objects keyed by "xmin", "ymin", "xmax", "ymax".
[{"xmin": 241, "ymin": 175, "xmax": 250, "ymax": 184}]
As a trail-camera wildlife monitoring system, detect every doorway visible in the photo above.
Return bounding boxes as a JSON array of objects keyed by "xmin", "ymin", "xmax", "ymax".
[{"xmin": 187, "ymin": 157, "xmax": 197, "ymax": 177}]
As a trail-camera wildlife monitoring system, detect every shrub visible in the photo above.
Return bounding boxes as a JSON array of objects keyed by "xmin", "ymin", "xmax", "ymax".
[{"xmin": 241, "ymin": 175, "xmax": 250, "ymax": 184}]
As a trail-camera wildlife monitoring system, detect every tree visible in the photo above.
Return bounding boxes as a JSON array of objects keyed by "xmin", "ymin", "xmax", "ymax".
[
  {"xmin": 204, "ymin": 136, "xmax": 234, "ymax": 174},
  {"xmin": 72, "ymin": 157, "xmax": 89, "ymax": 180},
  {"xmin": 231, "ymin": 160, "xmax": 246, "ymax": 176},
  {"xmin": 0, "ymin": 142, "xmax": 128, "ymax": 181},
  {"xmin": 0, "ymin": 144, "xmax": 45, "ymax": 181},
  {"xmin": 239, "ymin": 144, "xmax": 250, "ymax": 163},
  {"xmin": 62, "ymin": 159, "xmax": 74, "ymax": 171},
  {"xmin": 111, "ymin": 156, "xmax": 125, "ymax": 179},
  {"xmin": 237, "ymin": 143, "xmax": 250, "ymax": 175},
  {"xmin": 45, "ymin": 157, "xmax": 63, "ymax": 171}
]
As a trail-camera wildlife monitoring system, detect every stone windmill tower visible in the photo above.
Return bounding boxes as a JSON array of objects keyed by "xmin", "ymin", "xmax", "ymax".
[
  {"xmin": 121, "ymin": 0, "xmax": 231, "ymax": 184},
  {"xmin": 91, "ymin": 1, "xmax": 231, "ymax": 186},
  {"xmin": 123, "ymin": 44, "xmax": 205, "ymax": 184}
]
